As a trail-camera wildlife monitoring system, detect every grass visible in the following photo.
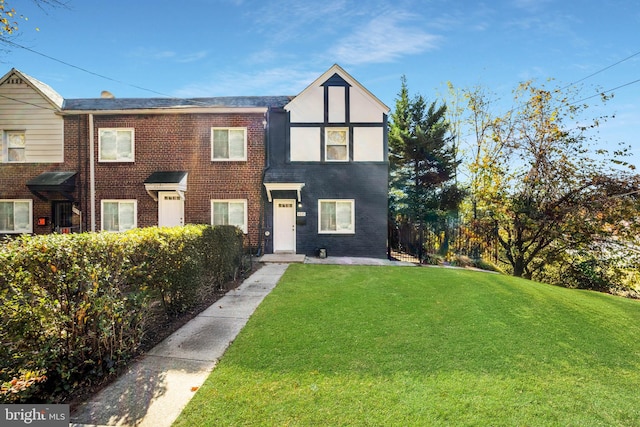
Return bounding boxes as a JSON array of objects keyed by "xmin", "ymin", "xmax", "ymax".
[{"xmin": 173, "ymin": 265, "xmax": 640, "ymax": 426}]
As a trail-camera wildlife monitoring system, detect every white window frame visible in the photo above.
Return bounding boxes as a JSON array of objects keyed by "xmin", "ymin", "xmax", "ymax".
[
  {"xmin": 211, "ymin": 127, "xmax": 247, "ymax": 161},
  {"xmin": 318, "ymin": 199, "xmax": 355, "ymax": 234},
  {"xmin": 98, "ymin": 128, "xmax": 135, "ymax": 162},
  {"xmin": 101, "ymin": 200, "xmax": 137, "ymax": 232},
  {"xmin": 3, "ymin": 130, "xmax": 26, "ymax": 163},
  {"xmin": 211, "ymin": 199, "xmax": 248, "ymax": 233},
  {"xmin": 325, "ymin": 128, "xmax": 349, "ymax": 162},
  {"xmin": 0, "ymin": 199, "xmax": 32, "ymax": 233}
]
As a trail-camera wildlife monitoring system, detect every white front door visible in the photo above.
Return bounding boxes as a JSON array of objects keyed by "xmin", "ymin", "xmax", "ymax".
[
  {"xmin": 158, "ymin": 191, "xmax": 184, "ymax": 227},
  {"xmin": 273, "ymin": 199, "xmax": 296, "ymax": 253}
]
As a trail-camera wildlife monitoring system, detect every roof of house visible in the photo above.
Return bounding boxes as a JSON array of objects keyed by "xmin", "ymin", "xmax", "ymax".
[
  {"xmin": 62, "ymin": 96, "xmax": 293, "ymax": 111},
  {"xmin": 0, "ymin": 68, "xmax": 65, "ymax": 110}
]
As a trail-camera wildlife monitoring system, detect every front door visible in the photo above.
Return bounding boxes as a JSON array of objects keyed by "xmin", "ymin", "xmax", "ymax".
[
  {"xmin": 273, "ymin": 199, "xmax": 296, "ymax": 253},
  {"xmin": 158, "ymin": 191, "xmax": 184, "ymax": 227},
  {"xmin": 52, "ymin": 201, "xmax": 73, "ymax": 233}
]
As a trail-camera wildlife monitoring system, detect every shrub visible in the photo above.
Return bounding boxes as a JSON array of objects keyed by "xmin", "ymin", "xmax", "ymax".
[
  {"xmin": 422, "ymin": 253, "xmax": 445, "ymax": 265},
  {"xmin": 0, "ymin": 225, "xmax": 244, "ymax": 403},
  {"xmin": 472, "ymin": 258, "xmax": 504, "ymax": 273},
  {"xmin": 450, "ymin": 254, "xmax": 474, "ymax": 268}
]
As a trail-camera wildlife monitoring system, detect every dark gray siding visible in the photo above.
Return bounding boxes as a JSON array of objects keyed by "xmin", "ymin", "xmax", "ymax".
[{"xmin": 264, "ymin": 108, "xmax": 388, "ymax": 258}]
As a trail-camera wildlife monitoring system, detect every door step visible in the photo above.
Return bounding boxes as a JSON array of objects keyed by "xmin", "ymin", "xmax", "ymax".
[{"xmin": 259, "ymin": 254, "xmax": 306, "ymax": 263}]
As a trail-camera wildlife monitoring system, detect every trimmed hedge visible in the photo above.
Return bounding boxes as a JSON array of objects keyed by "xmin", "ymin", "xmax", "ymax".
[{"xmin": 0, "ymin": 225, "xmax": 244, "ymax": 403}]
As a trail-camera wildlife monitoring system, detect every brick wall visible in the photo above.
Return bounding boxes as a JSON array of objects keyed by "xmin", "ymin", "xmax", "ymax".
[
  {"xmin": 62, "ymin": 112, "xmax": 266, "ymax": 245},
  {"xmin": 0, "ymin": 116, "xmax": 83, "ymax": 235}
]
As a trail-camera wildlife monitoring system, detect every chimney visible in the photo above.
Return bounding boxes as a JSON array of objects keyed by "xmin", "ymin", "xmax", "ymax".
[{"xmin": 101, "ymin": 90, "xmax": 115, "ymax": 99}]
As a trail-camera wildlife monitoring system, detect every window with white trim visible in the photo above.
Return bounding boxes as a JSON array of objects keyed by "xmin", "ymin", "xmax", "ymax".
[
  {"xmin": 0, "ymin": 200, "xmax": 32, "ymax": 233},
  {"xmin": 99, "ymin": 128, "xmax": 135, "ymax": 162},
  {"xmin": 211, "ymin": 128, "xmax": 247, "ymax": 161},
  {"xmin": 101, "ymin": 200, "xmax": 137, "ymax": 232},
  {"xmin": 211, "ymin": 200, "xmax": 247, "ymax": 233},
  {"xmin": 3, "ymin": 131, "xmax": 26, "ymax": 163},
  {"xmin": 325, "ymin": 128, "xmax": 348, "ymax": 162},
  {"xmin": 319, "ymin": 199, "xmax": 354, "ymax": 234}
]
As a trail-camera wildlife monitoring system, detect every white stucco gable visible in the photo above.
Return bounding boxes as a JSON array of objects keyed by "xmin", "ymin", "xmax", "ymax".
[
  {"xmin": 285, "ymin": 64, "xmax": 389, "ymax": 162},
  {"xmin": 285, "ymin": 64, "xmax": 389, "ymax": 124}
]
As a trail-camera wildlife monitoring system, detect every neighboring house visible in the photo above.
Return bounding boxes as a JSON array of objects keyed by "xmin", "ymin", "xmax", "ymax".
[
  {"xmin": 0, "ymin": 65, "xmax": 389, "ymax": 258},
  {"xmin": 0, "ymin": 69, "xmax": 69, "ymax": 235}
]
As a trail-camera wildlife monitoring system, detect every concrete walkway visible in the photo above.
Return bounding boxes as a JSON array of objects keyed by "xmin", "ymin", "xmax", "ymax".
[
  {"xmin": 70, "ymin": 256, "xmax": 413, "ymax": 427},
  {"xmin": 70, "ymin": 262, "xmax": 289, "ymax": 427}
]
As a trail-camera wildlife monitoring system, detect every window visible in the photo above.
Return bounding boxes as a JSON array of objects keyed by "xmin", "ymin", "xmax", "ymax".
[
  {"xmin": 101, "ymin": 200, "xmax": 137, "ymax": 232},
  {"xmin": 211, "ymin": 200, "xmax": 247, "ymax": 233},
  {"xmin": 99, "ymin": 129, "xmax": 134, "ymax": 162},
  {"xmin": 325, "ymin": 128, "xmax": 348, "ymax": 161},
  {"xmin": 319, "ymin": 200, "xmax": 354, "ymax": 234},
  {"xmin": 211, "ymin": 128, "xmax": 246, "ymax": 161},
  {"xmin": 0, "ymin": 200, "xmax": 32, "ymax": 233},
  {"xmin": 4, "ymin": 131, "xmax": 26, "ymax": 163}
]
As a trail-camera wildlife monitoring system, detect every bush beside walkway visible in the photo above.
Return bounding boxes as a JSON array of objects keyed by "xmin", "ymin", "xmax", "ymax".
[{"xmin": 0, "ymin": 225, "xmax": 244, "ymax": 403}]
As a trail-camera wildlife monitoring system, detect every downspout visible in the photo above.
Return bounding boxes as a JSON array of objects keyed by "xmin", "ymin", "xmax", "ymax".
[
  {"xmin": 258, "ymin": 108, "xmax": 271, "ymax": 256},
  {"xmin": 89, "ymin": 113, "xmax": 96, "ymax": 231},
  {"xmin": 76, "ymin": 116, "xmax": 83, "ymax": 232}
]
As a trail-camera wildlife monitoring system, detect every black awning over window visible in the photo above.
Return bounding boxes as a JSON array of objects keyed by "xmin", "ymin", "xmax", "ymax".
[{"xmin": 26, "ymin": 171, "xmax": 77, "ymax": 201}]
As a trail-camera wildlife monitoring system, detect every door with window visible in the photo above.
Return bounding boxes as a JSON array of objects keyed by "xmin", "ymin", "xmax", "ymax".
[
  {"xmin": 273, "ymin": 199, "xmax": 296, "ymax": 253},
  {"xmin": 52, "ymin": 201, "xmax": 73, "ymax": 233},
  {"xmin": 158, "ymin": 192, "xmax": 184, "ymax": 227}
]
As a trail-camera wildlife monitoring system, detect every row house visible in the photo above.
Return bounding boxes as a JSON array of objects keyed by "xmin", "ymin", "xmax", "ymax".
[{"xmin": 0, "ymin": 65, "xmax": 389, "ymax": 258}]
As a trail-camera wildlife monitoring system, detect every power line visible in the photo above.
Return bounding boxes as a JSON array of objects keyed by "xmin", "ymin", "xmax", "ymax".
[
  {"xmin": 0, "ymin": 93, "xmax": 58, "ymax": 111},
  {"xmin": 559, "ymin": 49, "xmax": 640, "ymax": 91},
  {"xmin": 1, "ymin": 38, "xmax": 177, "ymax": 98},
  {"xmin": 569, "ymin": 77, "xmax": 640, "ymax": 106}
]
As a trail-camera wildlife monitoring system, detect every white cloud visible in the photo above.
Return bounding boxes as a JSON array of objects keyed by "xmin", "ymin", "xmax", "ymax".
[
  {"xmin": 176, "ymin": 51, "xmax": 209, "ymax": 63},
  {"xmin": 128, "ymin": 48, "xmax": 208, "ymax": 63},
  {"xmin": 173, "ymin": 67, "xmax": 321, "ymax": 97},
  {"xmin": 332, "ymin": 13, "xmax": 441, "ymax": 65}
]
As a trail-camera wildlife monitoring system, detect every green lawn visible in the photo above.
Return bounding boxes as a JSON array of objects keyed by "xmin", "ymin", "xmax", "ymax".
[{"xmin": 173, "ymin": 264, "xmax": 640, "ymax": 426}]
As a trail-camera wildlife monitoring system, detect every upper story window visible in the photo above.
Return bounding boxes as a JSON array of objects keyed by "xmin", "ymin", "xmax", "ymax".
[
  {"xmin": 99, "ymin": 128, "xmax": 135, "ymax": 162},
  {"xmin": 319, "ymin": 199, "xmax": 354, "ymax": 234},
  {"xmin": 211, "ymin": 199, "xmax": 247, "ymax": 233},
  {"xmin": 101, "ymin": 200, "xmax": 137, "ymax": 232},
  {"xmin": 4, "ymin": 131, "xmax": 26, "ymax": 163},
  {"xmin": 325, "ymin": 128, "xmax": 348, "ymax": 162},
  {"xmin": 0, "ymin": 200, "xmax": 32, "ymax": 233},
  {"xmin": 211, "ymin": 128, "xmax": 247, "ymax": 161}
]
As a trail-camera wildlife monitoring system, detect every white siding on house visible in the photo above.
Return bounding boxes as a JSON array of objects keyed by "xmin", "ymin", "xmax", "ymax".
[
  {"xmin": 0, "ymin": 75, "xmax": 64, "ymax": 163},
  {"xmin": 328, "ymin": 86, "xmax": 345, "ymax": 123},
  {"xmin": 353, "ymin": 127, "xmax": 385, "ymax": 161},
  {"xmin": 288, "ymin": 85, "xmax": 324, "ymax": 123},
  {"xmin": 350, "ymin": 86, "xmax": 384, "ymax": 123},
  {"xmin": 290, "ymin": 127, "xmax": 321, "ymax": 161}
]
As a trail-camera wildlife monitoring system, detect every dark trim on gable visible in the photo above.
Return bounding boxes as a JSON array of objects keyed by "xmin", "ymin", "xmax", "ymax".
[
  {"xmin": 321, "ymin": 73, "xmax": 351, "ymax": 87},
  {"xmin": 289, "ymin": 122, "xmax": 384, "ymax": 128}
]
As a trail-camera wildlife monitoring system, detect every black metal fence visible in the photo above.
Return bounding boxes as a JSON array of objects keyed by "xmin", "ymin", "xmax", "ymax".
[{"xmin": 388, "ymin": 217, "xmax": 499, "ymax": 265}]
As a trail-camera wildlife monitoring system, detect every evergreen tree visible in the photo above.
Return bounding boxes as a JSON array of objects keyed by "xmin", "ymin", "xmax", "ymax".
[{"xmin": 389, "ymin": 77, "xmax": 462, "ymax": 257}]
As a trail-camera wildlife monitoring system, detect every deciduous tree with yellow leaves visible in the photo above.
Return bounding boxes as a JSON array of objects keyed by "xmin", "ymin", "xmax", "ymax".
[{"xmin": 461, "ymin": 80, "xmax": 640, "ymax": 284}]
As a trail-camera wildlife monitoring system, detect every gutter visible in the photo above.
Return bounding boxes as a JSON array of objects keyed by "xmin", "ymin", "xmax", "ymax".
[{"xmin": 58, "ymin": 107, "xmax": 269, "ymax": 116}]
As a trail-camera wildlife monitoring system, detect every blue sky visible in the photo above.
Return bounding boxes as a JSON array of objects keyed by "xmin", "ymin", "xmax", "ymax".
[{"xmin": 4, "ymin": 0, "xmax": 640, "ymax": 167}]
